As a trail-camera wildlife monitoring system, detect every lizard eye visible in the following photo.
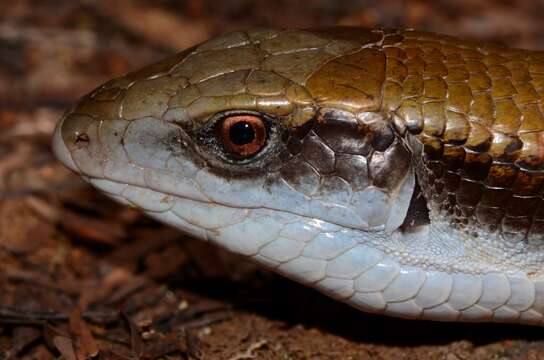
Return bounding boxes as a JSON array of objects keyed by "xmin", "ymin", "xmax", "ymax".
[{"xmin": 218, "ymin": 114, "xmax": 267, "ymax": 157}]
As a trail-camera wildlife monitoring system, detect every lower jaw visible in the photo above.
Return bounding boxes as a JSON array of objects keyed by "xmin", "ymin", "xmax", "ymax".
[{"xmin": 88, "ymin": 175, "xmax": 544, "ymax": 326}]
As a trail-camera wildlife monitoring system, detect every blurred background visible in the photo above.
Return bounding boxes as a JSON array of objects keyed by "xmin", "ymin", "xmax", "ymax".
[{"xmin": 1, "ymin": 1, "xmax": 544, "ymax": 359}]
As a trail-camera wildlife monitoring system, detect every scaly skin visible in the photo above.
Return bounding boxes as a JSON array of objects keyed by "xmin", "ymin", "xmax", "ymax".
[{"xmin": 52, "ymin": 28, "xmax": 544, "ymax": 325}]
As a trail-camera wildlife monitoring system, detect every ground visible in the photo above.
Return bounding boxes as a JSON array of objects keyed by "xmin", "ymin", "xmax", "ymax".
[{"xmin": 1, "ymin": 1, "xmax": 544, "ymax": 359}]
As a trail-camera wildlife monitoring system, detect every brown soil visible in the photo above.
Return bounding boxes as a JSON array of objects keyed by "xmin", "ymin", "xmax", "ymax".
[{"xmin": 1, "ymin": 1, "xmax": 544, "ymax": 359}]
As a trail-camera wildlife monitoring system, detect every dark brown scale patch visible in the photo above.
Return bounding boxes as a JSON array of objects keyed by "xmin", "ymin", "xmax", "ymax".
[
  {"xmin": 368, "ymin": 122, "xmax": 395, "ymax": 151},
  {"xmin": 314, "ymin": 111, "xmax": 373, "ymax": 156},
  {"xmin": 334, "ymin": 153, "xmax": 369, "ymax": 191},
  {"xmin": 286, "ymin": 136, "xmax": 304, "ymax": 154},
  {"xmin": 442, "ymin": 145, "xmax": 466, "ymax": 170},
  {"xmin": 485, "ymin": 163, "xmax": 518, "ymax": 188},
  {"xmin": 280, "ymin": 155, "xmax": 321, "ymax": 196},
  {"xmin": 285, "ymin": 117, "xmax": 316, "ymax": 156},
  {"xmin": 369, "ymin": 138, "xmax": 411, "ymax": 190},
  {"xmin": 456, "ymin": 179, "xmax": 483, "ymax": 207},
  {"xmin": 517, "ymin": 155, "xmax": 544, "ymax": 171},
  {"xmin": 535, "ymin": 202, "xmax": 544, "ymax": 220},
  {"xmin": 277, "ymin": 147, "xmax": 295, "ymax": 164},
  {"xmin": 420, "ymin": 135, "xmax": 444, "ymax": 161},
  {"xmin": 504, "ymin": 137, "xmax": 523, "ymax": 155},
  {"xmin": 506, "ymin": 195, "xmax": 540, "ymax": 217},
  {"xmin": 512, "ymin": 170, "xmax": 544, "ymax": 196},
  {"xmin": 480, "ymin": 187, "xmax": 512, "ymax": 208},
  {"xmin": 493, "ymin": 136, "xmax": 523, "ymax": 163},
  {"xmin": 463, "ymin": 152, "xmax": 492, "ymax": 181},
  {"xmin": 301, "ymin": 131, "xmax": 336, "ymax": 174},
  {"xmin": 426, "ymin": 161, "xmax": 443, "ymax": 184},
  {"xmin": 443, "ymin": 171, "xmax": 461, "ymax": 192}
]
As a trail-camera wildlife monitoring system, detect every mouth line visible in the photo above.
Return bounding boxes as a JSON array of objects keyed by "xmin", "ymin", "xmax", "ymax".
[
  {"xmin": 83, "ymin": 169, "xmax": 404, "ymax": 245},
  {"xmin": 86, "ymin": 173, "xmax": 354, "ymax": 229}
]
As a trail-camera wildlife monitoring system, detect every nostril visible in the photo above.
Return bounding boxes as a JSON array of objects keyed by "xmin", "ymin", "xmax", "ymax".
[
  {"xmin": 75, "ymin": 132, "xmax": 90, "ymax": 147},
  {"xmin": 60, "ymin": 113, "xmax": 94, "ymax": 152}
]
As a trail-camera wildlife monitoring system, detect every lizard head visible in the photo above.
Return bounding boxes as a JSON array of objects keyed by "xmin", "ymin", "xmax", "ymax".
[{"xmin": 53, "ymin": 28, "xmax": 415, "ymax": 248}]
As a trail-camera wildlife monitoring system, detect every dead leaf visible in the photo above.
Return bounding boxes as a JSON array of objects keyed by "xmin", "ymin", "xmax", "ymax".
[
  {"xmin": 52, "ymin": 335, "xmax": 77, "ymax": 360},
  {"xmin": 61, "ymin": 210, "xmax": 126, "ymax": 246},
  {"xmin": 69, "ymin": 309, "xmax": 99, "ymax": 359},
  {"xmin": 11, "ymin": 326, "xmax": 42, "ymax": 356},
  {"xmin": 122, "ymin": 312, "xmax": 143, "ymax": 359}
]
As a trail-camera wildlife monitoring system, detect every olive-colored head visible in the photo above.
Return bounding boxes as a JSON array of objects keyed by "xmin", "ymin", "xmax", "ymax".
[{"xmin": 53, "ymin": 27, "xmax": 412, "ymax": 234}]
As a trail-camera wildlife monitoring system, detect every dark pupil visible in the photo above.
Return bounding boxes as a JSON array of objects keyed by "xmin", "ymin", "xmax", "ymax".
[{"xmin": 229, "ymin": 121, "xmax": 255, "ymax": 145}]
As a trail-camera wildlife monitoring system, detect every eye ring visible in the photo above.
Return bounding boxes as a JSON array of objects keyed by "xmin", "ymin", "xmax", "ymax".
[{"xmin": 219, "ymin": 114, "xmax": 267, "ymax": 157}]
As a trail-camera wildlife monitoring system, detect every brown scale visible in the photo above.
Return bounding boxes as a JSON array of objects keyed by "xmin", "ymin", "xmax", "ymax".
[
  {"xmin": 62, "ymin": 26, "xmax": 544, "ymax": 242},
  {"xmin": 381, "ymin": 29, "xmax": 544, "ymax": 241},
  {"xmin": 278, "ymin": 109, "xmax": 409, "ymax": 200}
]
